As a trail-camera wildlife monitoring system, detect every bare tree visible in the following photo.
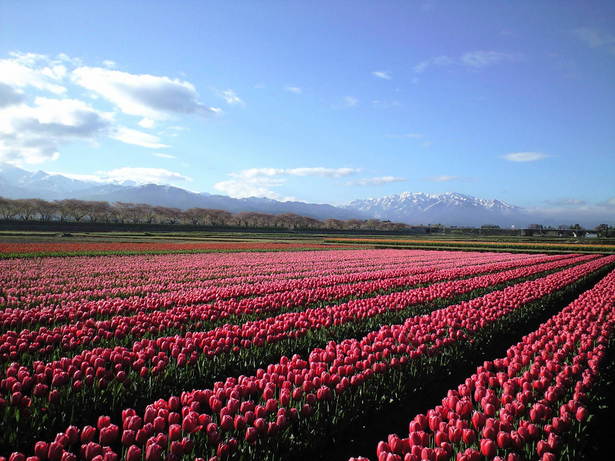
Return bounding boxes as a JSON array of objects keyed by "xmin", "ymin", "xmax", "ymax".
[
  {"xmin": 31, "ymin": 199, "xmax": 58, "ymax": 221},
  {"xmin": 323, "ymin": 218, "xmax": 344, "ymax": 230},
  {"xmin": 13, "ymin": 199, "xmax": 38, "ymax": 221},
  {"xmin": 115, "ymin": 202, "xmax": 142, "ymax": 223},
  {"xmin": 0, "ymin": 196, "xmax": 413, "ymax": 231},
  {"xmin": 184, "ymin": 208, "xmax": 205, "ymax": 225},
  {"xmin": 0, "ymin": 197, "xmax": 18, "ymax": 220},
  {"xmin": 154, "ymin": 206, "xmax": 182, "ymax": 224},
  {"xmin": 207, "ymin": 209, "xmax": 233, "ymax": 227},
  {"xmin": 56, "ymin": 199, "xmax": 91, "ymax": 222}
]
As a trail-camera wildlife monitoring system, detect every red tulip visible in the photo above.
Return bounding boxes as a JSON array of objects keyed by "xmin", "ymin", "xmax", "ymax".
[
  {"xmin": 480, "ymin": 439, "xmax": 496, "ymax": 458},
  {"xmin": 83, "ymin": 442, "xmax": 102, "ymax": 461},
  {"xmin": 125, "ymin": 446, "xmax": 141, "ymax": 461},
  {"xmin": 121, "ymin": 430, "xmax": 135, "ymax": 446},
  {"xmin": 81, "ymin": 426, "xmax": 96, "ymax": 444},
  {"xmin": 34, "ymin": 442, "xmax": 49, "ymax": 460},
  {"xmin": 496, "ymin": 431, "xmax": 511, "ymax": 449},
  {"xmin": 471, "ymin": 412, "xmax": 485, "ymax": 430},
  {"xmin": 46, "ymin": 443, "xmax": 63, "ymax": 461},
  {"xmin": 144, "ymin": 443, "xmax": 163, "ymax": 461},
  {"xmin": 96, "ymin": 416, "xmax": 111, "ymax": 430},
  {"xmin": 575, "ymin": 406, "xmax": 588, "ymax": 422},
  {"xmin": 168, "ymin": 424, "xmax": 181, "ymax": 441},
  {"xmin": 60, "ymin": 453, "xmax": 76, "ymax": 461},
  {"xmin": 245, "ymin": 427, "xmax": 258, "ymax": 444},
  {"xmin": 461, "ymin": 429, "xmax": 476, "ymax": 445},
  {"xmin": 99, "ymin": 424, "xmax": 119, "ymax": 445}
]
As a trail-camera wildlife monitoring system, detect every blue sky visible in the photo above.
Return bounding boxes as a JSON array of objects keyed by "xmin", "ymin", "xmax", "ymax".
[{"xmin": 0, "ymin": 0, "xmax": 613, "ymax": 218}]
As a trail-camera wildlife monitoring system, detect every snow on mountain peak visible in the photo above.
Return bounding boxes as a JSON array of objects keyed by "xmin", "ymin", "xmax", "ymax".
[{"xmin": 346, "ymin": 192, "xmax": 522, "ymax": 226}]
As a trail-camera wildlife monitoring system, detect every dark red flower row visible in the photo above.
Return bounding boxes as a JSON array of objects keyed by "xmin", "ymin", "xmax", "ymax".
[{"xmin": 352, "ymin": 268, "xmax": 615, "ymax": 461}]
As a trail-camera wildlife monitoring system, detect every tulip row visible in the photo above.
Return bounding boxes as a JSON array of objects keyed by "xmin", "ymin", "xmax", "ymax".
[
  {"xmin": 0, "ymin": 252, "xmax": 585, "ymax": 445},
  {"xmin": 1, "ymin": 250, "xmax": 461, "ymax": 307},
  {"xmin": 355, "ymin": 267, "xmax": 615, "ymax": 461},
  {"xmin": 3, "ymin": 248, "xmax": 474, "ymax": 289},
  {"xmin": 0, "ymin": 242, "xmax": 347, "ymax": 258},
  {"xmin": 4, "ymin": 255, "xmax": 612, "ymax": 460},
  {"xmin": 0, "ymin": 254, "xmax": 591, "ymax": 365},
  {"xmin": 0, "ymin": 250, "xmax": 455, "ymax": 308},
  {"xmin": 327, "ymin": 237, "xmax": 615, "ymax": 253},
  {"xmin": 1, "ymin": 251, "xmax": 538, "ymax": 330}
]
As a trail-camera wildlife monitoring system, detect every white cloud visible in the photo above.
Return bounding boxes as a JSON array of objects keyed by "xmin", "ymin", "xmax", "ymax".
[
  {"xmin": 460, "ymin": 51, "xmax": 518, "ymax": 68},
  {"xmin": 138, "ymin": 118, "xmax": 155, "ymax": 129},
  {"xmin": 502, "ymin": 152, "xmax": 549, "ymax": 162},
  {"xmin": 100, "ymin": 167, "xmax": 190, "ymax": 185},
  {"xmin": 344, "ymin": 96, "xmax": 358, "ymax": 107},
  {"xmin": 0, "ymin": 97, "xmax": 111, "ymax": 165},
  {"xmin": 214, "ymin": 177, "xmax": 287, "ymax": 200},
  {"xmin": 56, "ymin": 53, "xmax": 82, "ymax": 67},
  {"xmin": 544, "ymin": 198, "xmax": 587, "ymax": 207},
  {"xmin": 0, "ymin": 83, "xmax": 25, "ymax": 108},
  {"xmin": 285, "ymin": 167, "xmax": 359, "ymax": 177},
  {"xmin": 220, "ymin": 89, "xmax": 244, "ymax": 105},
  {"xmin": 372, "ymin": 99, "xmax": 402, "ymax": 109},
  {"xmin": 109, "ymin": 126, "xmax": 169, "ymax": 149},
  {"xmin": 414, "ymin": 51, "xmax": 518, "ymax": 73},
  {"xmin": 572, "ymin": 27, "xmax": 615, "ymax": 51},
  {"xmin": 284, "ymin": 85, "xmax": 302, "ymax": 94},
  {"xmin": 0, "ymin": 50, "xmax": 237, "ymax": 165},
  {"xmin": 72, "ymin": 66, "xmax": 218, "ymax": 119},
  {"xmin": 348, "ymin": 176, "xmax": 406, "ymax": 186},
  {"xmin": 47, "ymin": 171, "xmax": 105, "ymax": 183},
  {"xmin": 159, "ymin": 125, "xmax": 186, "ymax": 137},
  {"xmin": 426, "ymin": 175, "xmax": 460, "ymax": 182},
  {"xmin": 414, "ymin": 56, "xmax": 455, "ymax": 73},
  {"xmin": 153, "ymin": 152, "xmax": 176, "ymax": 159},
  {"xmin": 229, "ymin": 167, "xmax": 359, "ymax": 179},
  {"xmin": 372, "ymin": 71, "xmax": 392, "ymax": 80},
  {"xmin": 213, "ymin": 167, "xmax": 360, "ymax": 199},
  {"xmin": 47, "ymin": 167, "xmax": 190, "ymax": 185},
  {"xmin": 0, "ymin": 53, "xmax": 67, "ymax": 94}
]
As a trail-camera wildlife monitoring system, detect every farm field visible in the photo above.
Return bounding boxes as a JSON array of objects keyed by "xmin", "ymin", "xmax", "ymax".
[
  {"xmin": 324, "ymin": 237, "xmax": 615, "ymax": 254},
  {"xmin": 1, "ymin": 248, "xmax": 614, "ymax": 461},
  {"xmin": 0, "ymin": 241, "xmax": 343, "ymax": 258},
  {"xmin": 1, "ymin": 230, "xmax": 614, "ymax": 258}
]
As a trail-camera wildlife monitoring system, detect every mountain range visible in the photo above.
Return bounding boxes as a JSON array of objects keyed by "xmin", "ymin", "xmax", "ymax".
[
  {"xmin": 348, "ymin": 192, "xmax": 526, "ymax": 227},
  {"xmin": 0, "ymin": 164, "xmax": 609, "ymax": 227},
  {"xmin": 0, "ymin": 164, "xmax": 362, "ymax": 220}
]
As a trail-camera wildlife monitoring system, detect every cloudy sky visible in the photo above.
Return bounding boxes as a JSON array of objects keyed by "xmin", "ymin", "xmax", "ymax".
[{"xmin": 0, "ymin": 0, "xmax": 614, "ymax": 214}]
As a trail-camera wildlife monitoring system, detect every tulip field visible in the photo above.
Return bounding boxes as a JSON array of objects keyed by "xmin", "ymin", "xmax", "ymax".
[
  {"xmin": 0, "ymin": 249, "xmax": 614, "ymax": 461},
  {"xmin": 0, "ymin": 242, "xmax": 341, "ymax": 258}
]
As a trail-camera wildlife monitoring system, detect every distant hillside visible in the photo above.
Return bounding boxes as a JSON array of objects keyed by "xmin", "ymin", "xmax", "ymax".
[
  {"xmin": 1, "ymin": 164, "xmax": 612, "ymax": 227},
  {"xmin": 346, "ymin": 192, "xmax": 529, "ymax": 227},
  {"xmin": 0, "ymin": 163, "xmax": 364, "ymax": 221}
]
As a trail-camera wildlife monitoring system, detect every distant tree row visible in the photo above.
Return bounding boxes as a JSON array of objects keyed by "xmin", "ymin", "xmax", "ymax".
[{"xmin": 0, "ymin": 197, "xmax": 411, "ymax": 231}]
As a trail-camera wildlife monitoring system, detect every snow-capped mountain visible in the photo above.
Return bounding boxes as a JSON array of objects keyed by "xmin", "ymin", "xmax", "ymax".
[
  {"xmin": 347, "ymin": 192, "xmax": 527, "ymax": 227},
  {"xmin": 1, "ymin": 165, "xmax": 609, "ymax": 227},
  {"xmin": 0, "ymin": 163, "xmax": 103, "ymax": 198}
]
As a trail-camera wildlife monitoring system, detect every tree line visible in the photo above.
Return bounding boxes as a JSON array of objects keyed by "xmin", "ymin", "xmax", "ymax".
[{"xmin": 0, "ymin": 197, "xmax": 411, "ymax": 231}]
